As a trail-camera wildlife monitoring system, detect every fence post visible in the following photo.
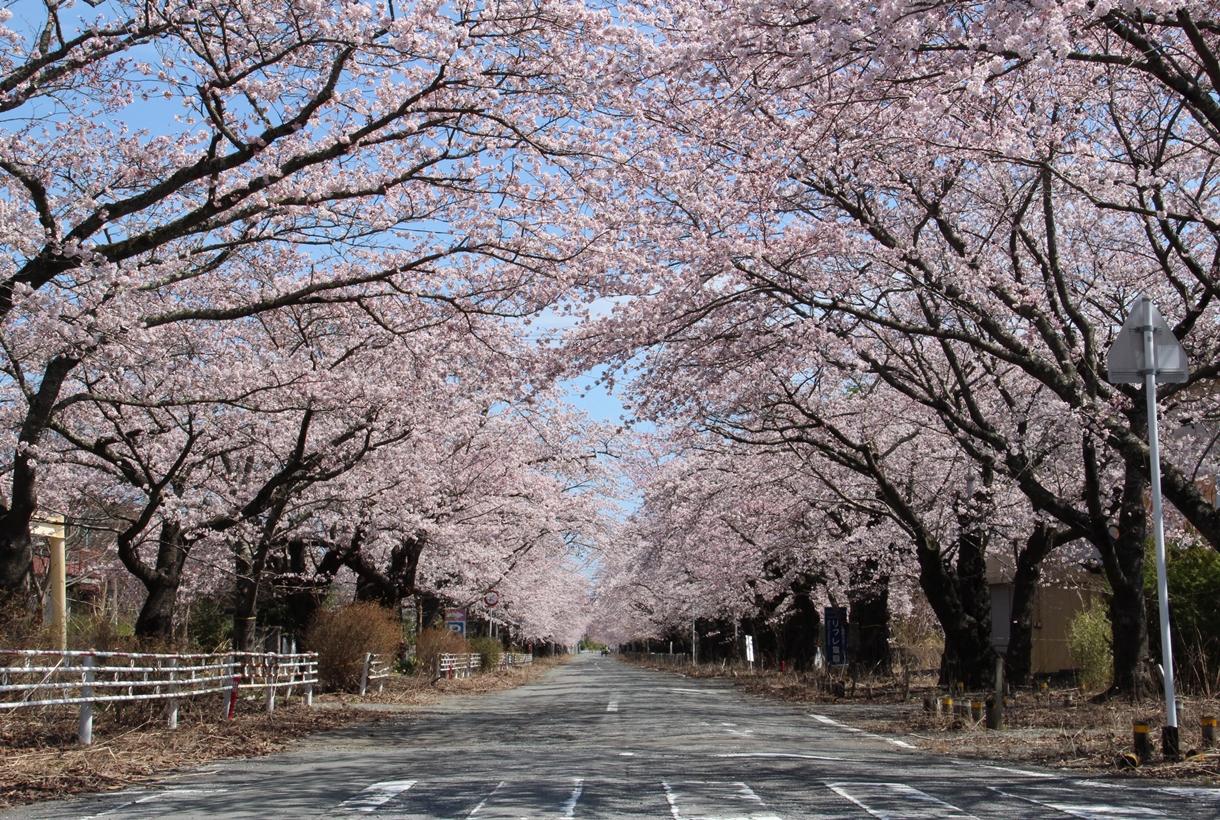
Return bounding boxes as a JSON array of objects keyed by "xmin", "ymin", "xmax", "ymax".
[
  {"xmin": 265, "ymin": 652, "xmax": 277, "ymax": 714},
  {"xmin": 360, "ymin": 652, "xmax": 372, "ymax": 696},
  {"xmin": 304, "ymin": 655, "xmax": 314, "ymax": 708},
  {"xmin": 167, "ymin": 657, "xmax": 179, "ymax": 730},
  {"xmin": 78, "ymin": 654, "xmax": 95, "ymax": 746}
]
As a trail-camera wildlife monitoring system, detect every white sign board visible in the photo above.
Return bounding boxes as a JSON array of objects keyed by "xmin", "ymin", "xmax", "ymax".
[{"xmin": 745, "ymin": 635, "xmax": 755, "ymax": 664}]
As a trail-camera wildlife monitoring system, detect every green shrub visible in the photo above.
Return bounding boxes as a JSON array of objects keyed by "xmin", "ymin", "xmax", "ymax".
[
  {"xmin": 1145, "ymin": 542, "xmax": 1220, "ymax": 692},
  {"xmin": 1068, "ymin": 599, "xmax": 1113, "ymax": 693},
  {"xmin": 305, "ymin": 602, "xmax": 402, "ymax": 692},
  {"xmin": 469, "ymin": 636, "xmax": 503, "ymax": 671}
]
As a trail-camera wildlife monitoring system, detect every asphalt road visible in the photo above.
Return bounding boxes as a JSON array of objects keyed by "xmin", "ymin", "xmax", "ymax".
[{"xmin": 8, "ymin": 653, "xmax": 1220, "ymax": 818}]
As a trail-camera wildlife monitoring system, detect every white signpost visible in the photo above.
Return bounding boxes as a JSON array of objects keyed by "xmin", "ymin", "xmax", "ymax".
[
  {"xmin": 1106, "ymin": 293, "xmax": 1188, "ymax": 758},
  {"xmin": 744, "ymin": 635, "xmax": 755, "ymax": 668}
]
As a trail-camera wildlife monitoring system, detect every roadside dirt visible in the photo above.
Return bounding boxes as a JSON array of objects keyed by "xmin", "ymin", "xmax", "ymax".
[
  {"xmin": 638, "ymin": 658, "xmax": 1220, "ymax": 785},
  {"xmin": 0, "ymin": 657, "xmax": 566, "ymax": 808}
]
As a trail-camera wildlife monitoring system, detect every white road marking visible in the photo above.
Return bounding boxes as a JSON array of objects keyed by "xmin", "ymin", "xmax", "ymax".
[
  {"xmin": 607, "ymin": 700, "xmax": 619, "ymax": 712},
  {"xmin": 661, "ymin": 781, "xmax": 682, "ymax": 820},
  {"xmin": 988, "ymin": 786, "xmax": 1168, "ymax": 818},
  {"xmin": 809, "ymin": 713, "xmax": 914, "ymax": 749},
  {"xmin": 338, "ymin": 780, "xmax": 416, "ymax": 813},
  {"xmin": 660, "ymin": 780, "xmax": 782, "ymax": 820},
  {"xmin": 670, "ymin": 687, "xmax": 728, "ymax": 695},
  {"xmin": 982, "ymin": 764, "xmax": 1057, "ymax": 778},
  {"xmin": 466, "ymin": 780, "xmax": 505, "ymax": 817},
  {"xmin": 619, "ymin": 751, "xmax": 636, "ymax": 756},
  {"xmin": 561, "ymin": 777, "xmax": 584, "ymax": 818},
  {"xmin": 715, "ymin": 752, "xmax": 839, "ymax": 761},
  {"xmin": 87, "ymin": 789, "xmax": 222, "ymax": 818},
  {"xmin": 827, "ymin": 782, "xmax": 976, "ymax": 819}
]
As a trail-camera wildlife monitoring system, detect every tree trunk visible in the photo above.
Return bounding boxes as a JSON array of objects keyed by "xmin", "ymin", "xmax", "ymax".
[
  {"xmin": 849, "ymin": 563, "xmax": 890, "ymax": 675},
  {"xmin": 1005, "ymin": 523, "xmax": 1063, "ymax": 687},
  {"xmin": 233, "ymin": 548, "xmax": 258, "ymax": 652},
  {"xmin": 1099, "ymin": 459, "xmax": 1153, "ymax": 697},
  {"xmin": 0, "ymin": 355, "xmax": 79, "ymax": 602},
  {"xmin": 135, "ymin": 582, "xmax": 180, "ymax": 641},
  {"xmin": 133, "ymin": 522, "xmax": 191, "ymax": 642}
]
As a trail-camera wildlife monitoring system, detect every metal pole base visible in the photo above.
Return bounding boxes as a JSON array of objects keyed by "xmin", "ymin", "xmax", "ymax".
[{"xmin": 1162, "ymin": 725, "xmax": 1181, "ymax": 761}]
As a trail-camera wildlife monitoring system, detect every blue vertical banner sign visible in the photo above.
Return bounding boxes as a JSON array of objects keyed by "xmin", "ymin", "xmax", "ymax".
[{"xmin": 824, "ymin": 606, "xmax": 848, "ymax": 667}]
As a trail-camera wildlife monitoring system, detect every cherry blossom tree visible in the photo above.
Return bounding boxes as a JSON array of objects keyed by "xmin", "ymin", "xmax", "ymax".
[{"xmin": 0, "ymin": 0, "xmax": 640, "ymax": 608}]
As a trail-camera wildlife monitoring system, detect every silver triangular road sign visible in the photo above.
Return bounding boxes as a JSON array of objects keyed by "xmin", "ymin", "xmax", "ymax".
[{"xmin": 1106, "ymin": 294, "xmax": 1189, "ymax": 384}]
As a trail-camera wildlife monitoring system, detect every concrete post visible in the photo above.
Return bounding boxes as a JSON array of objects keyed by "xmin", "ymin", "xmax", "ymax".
[
  {"xmin": 77, "ymin": 654, "xmax": 95, "ymax": 745},
  {"xmin": 167, "ymin": 657, "xmax": 179, "ymax": 729}
]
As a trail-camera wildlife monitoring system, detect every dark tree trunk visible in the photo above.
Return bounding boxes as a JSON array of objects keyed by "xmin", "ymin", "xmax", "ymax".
[
  {"xmin": 849, "ymin": 562, "xmax": 890, "ymax": 674},
  {"xmin": 233, "ymin": 548, "xmax": 259, "ymax": 652},
  {"xmin": 928, "ymin": 480, "xmax": 995, "ymax": 689},
  {"xmin": 1106, "ymin": 461, "xmax": 1152, "ymax": 697},
  {"xmin": 776, "ymin": 573, "xmax": 823, "ymax": 670},
  {"xmin": 0, "ymin": 355, "xmax": 78, "ymax": 602},
  {"xmin": 133, "ymin": 521, "xmax": 191, "ymax": 642},
  {"xmin": 135, "ymin": 582, "xmax": 180, "ymax": 641},
  {"xmin": 1006, "ymin": 524, "xmax": 1056, "ymax": 687}
]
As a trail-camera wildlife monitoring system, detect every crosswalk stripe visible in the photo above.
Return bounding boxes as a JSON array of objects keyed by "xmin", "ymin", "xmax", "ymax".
[
  {"xmin": 562, "ymin": 778, "xmax": 584, "ymax": 818},
  {"xmin": 827, "ymin": 782, "xmax": 976, "ymax": 819},
  {"xmin": 338, "ymin": 780, "xmax": 417, "ymax": 813}
]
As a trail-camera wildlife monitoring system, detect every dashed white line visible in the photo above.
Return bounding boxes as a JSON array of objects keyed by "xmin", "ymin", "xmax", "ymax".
[
  {"xmin": 607, "ymin": 700, "xmax": 619, "ymax": 712},
  {"xmin": 561, "ymin": 777, "xmax": 584, "ymax": 818},
  {"xmin": 809, "ymin": 713, "xmax": 915, "ymax": 749},
  {"xmin": 987, "ymin": 785, "xmax": 1168, "ymax": 819},
  {"xmin": 982, "ymin": 764, "xmax": 1056, "ymax": 778},
  {"xmin": 338, "ymin": 780, "xmax": 416, "ymax": 813}
]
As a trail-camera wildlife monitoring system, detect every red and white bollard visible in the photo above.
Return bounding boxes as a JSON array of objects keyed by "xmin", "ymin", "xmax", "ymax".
[{"xmin": 227, "ymin": 672, "xmax": 242, "ymax": 720}]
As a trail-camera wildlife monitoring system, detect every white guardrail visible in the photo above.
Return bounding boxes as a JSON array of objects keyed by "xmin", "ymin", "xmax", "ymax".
[
  {"xmin": 0, "ymin": 648, "xmax": 319, "ymax": 745},
  {"xmin": 436, "ymin": 652, "xmax": 481, "ymax": 679},
  {"xmin": 434, "ymin": 651, "xmax": 533, "ymax": 679},
  {"xmin": 500, "ymin": 652, "xmax": 533, "ymax": 669}
]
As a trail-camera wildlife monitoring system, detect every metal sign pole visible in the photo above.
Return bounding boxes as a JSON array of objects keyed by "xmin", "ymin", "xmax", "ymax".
[
  {"xmin": 1106, "ymin": 295, "xmax": 1188, "ymax": 759},
  {"xmin": 1142, "ymin": 323, "xmax": 1179, "ymax": 756}
]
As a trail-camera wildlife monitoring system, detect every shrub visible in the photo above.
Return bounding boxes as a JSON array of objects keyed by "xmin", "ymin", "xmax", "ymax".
[
  {"xmin": 1145, "ymin": 542, "xmax": 1220, "ymax": 693},
  {"xmin": 469, "ymin": 636, "xmax": 503, "ymax": 671},
  {"xmin": 414, "ymin": 626, "xmax": 469, "ymax": 674},
  {"xmin": 1068, "ymin": 599, "xmax": 1113, "ymax": 693},
  {"xmin": 305, "ymin": 602, "xmax": 401, "ymax": 692}
]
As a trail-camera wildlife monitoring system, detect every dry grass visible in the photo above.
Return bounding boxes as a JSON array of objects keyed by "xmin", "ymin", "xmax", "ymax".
[{"xmin": 0, "ymin": 699, "xmax": 358, "ymax": 808}]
